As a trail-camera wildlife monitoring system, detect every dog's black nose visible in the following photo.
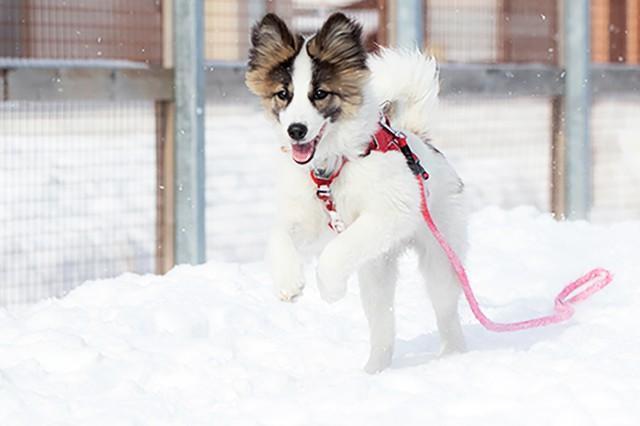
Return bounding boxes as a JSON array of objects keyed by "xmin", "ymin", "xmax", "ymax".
[{"xmin": 287, "ymin": 123, "xmax": 308, "ymax": 141}]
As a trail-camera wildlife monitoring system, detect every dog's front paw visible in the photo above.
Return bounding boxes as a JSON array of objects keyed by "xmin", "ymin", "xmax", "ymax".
[
  {"xmin": 316, "ymin": 263, "xmax": 347, "ymax": 304},
  {"xmin": 272, "ymin": 266, "xmax": 305, "ymax": 303}
]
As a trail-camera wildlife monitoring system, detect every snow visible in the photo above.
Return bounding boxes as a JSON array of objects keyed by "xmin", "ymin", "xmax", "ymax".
[{"xmin": 1, "ymin": 207, "xmax": 639, "ymax": 425}]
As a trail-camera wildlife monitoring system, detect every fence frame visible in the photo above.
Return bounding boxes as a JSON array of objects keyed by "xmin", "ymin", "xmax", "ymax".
[
  {"xmin": 172, "ymin": 0, "xmax": 206, "ymax": 266},
  {"xmin": 395, "ymin": 0, "xmax": 424, "ymax": 49},
  {"xmin": 156, "ymin": 0, "xmax": 176, "ymax": 274},
  {"xmin": 5, "ymin": 62, "xmax": 638, "ymax": 101},
  {"xmin": 562, "ymin": 0, "xmax": 592, "ymax": 220}
]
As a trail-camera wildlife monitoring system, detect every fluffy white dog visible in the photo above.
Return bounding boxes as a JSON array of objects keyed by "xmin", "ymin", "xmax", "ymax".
[{"xmin": 246, "ymin": 12, "xmax": 468, "ymax": 373}]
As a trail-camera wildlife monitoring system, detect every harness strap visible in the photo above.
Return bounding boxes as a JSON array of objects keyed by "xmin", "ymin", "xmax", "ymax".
[
  {"xmin": 311, "ymin": 115, "xmax": 429, "ymax": 232},
  {"xmin": 375, "ymin": 115, "xmax": 430, "ymax": 180},
  {"xmin": 310, "ymin": 160, "xmax": 347, "ymax": 232}
]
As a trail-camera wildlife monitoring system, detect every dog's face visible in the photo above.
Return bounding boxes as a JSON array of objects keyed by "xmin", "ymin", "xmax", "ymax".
[{"xmin": 246, "ymin": 13, "xmax": 369, "ymax": 165}]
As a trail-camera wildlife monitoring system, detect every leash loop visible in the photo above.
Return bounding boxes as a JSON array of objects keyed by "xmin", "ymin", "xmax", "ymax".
[{"xmin": 415, "ymin": 176, "xmax": 613, "ymax": 332}]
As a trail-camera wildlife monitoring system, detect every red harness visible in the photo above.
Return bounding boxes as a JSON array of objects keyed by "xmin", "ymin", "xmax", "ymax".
[{"xmin": 309, "ymin": 116, "xmax": 429, "ymax": 232}]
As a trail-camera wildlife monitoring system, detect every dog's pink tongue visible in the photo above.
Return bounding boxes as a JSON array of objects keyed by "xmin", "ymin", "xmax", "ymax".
[{"xmin": 291, "ymin": 142, "xmax": 314, "ymax": 164}]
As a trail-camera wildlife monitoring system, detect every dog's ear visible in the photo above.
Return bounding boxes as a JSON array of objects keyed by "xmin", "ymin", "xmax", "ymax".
[
  {"xmin": 246, "ymin": 14, "xmax": 301, "ymax": 97},
  {"xmin": 307, "ymin": 12, "xmax": 367, "ymax": 70},
  {"xmin": 248, "ymin": 14, "xmax": 297, "ymax": 71},
  {"xmin": 306, "ymin": 13, "xmax": 369, "ymax": 115}
]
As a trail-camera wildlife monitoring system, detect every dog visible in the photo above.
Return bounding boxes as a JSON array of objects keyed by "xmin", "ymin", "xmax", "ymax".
[{"xmin": 245, "ymin": 12, "xmax": 468, "ymax": 373}]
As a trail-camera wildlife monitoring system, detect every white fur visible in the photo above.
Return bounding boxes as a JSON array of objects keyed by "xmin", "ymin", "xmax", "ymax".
[
  {"xmin": 279, "ymin": 45, "xmax": 327, "ymax": 144},
  {"xmin": 368, "ymin": 48, "xmax": 440, "ymax": 138},
  {"xmin": 267, "ymin": 48, "xmax": 468, "ymax": 373}
]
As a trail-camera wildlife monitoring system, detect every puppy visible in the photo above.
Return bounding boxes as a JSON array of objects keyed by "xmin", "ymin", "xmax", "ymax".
[{"xmin": 246, "ymin": 12, "xmax": 468, "ymax": 373}]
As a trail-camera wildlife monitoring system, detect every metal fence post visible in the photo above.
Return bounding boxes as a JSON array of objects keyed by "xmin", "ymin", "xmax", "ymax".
[
  {"xmin": 173, "ymin": 0, "xmax": 206, "ymax": 264},
  {"xmin": 395, "ymin": 0, "xmax": 424, "ymax": 49},
  {"xmin": 562, "ymin": 0, "xmax": 592, "ymax": 220}
]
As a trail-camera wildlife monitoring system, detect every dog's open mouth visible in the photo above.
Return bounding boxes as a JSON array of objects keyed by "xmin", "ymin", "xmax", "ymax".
[
  {"xmin": 291, "ymin": 140, "xmax": 317, "ymax": 164},
  {"xmin": 290, "ymin": 123, "xmax": 326, "ymax": 165}
]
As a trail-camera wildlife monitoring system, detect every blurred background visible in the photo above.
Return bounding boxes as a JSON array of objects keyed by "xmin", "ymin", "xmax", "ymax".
[{"xmin": 1, "ymin": 0, "xmax": 639, "ymax": 306}]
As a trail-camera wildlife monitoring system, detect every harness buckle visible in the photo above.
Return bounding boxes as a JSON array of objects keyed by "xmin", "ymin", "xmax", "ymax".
[
  {"xmin": 314, "ymin": 183, "xmax": 346, "ymax": 233},
  {"xmin": 377, "ymin": 113, "xmax": 429, "ymax": 181},
  {"xmin": 378, "ymin": 114, "xmax": 406, "ymax": 140},
  {"xmin": 316, "ymin": 184, "xmax": 332, "ymax": 199},
  {"xmin": 328, "ymin": 210, "xmax": 346, "ymax": 233}
]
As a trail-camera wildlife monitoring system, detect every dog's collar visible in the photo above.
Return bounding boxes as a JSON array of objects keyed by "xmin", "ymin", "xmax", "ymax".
[{"xmin": 310, "ymin": 114, "xmax": 430, "ymax": 232}]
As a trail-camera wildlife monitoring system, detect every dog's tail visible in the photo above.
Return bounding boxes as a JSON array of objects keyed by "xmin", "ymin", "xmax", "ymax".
[{"xmin": 368, "ymin": 48, "xmax": 439, "ymax": 138}]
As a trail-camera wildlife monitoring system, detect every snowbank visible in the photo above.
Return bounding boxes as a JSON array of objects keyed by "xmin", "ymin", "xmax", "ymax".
[{"xmin": 1, "ymin": 207, "xmax": 639, "ymax": 425}]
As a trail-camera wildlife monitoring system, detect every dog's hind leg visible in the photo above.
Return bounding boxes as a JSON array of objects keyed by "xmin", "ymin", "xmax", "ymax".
[
  {"xmin": 358, "ymin": 252, "xmax": 399, "ymax": 374},
  {"xmin": 418, "ymin": 243, "xmax": 466, "ymax": 355}
]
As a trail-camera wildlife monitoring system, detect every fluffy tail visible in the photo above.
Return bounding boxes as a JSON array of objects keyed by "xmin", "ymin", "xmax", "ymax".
[{"xmin": 368, "ymin": 48, "xmax": 439, "ymax": 138}]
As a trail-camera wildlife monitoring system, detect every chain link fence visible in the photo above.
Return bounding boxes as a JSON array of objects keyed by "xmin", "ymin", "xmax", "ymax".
[
  {"xmin": 0, "ymin": 101, "xmax": 157, "ymax": 305},
  {"xmin": 1, "ymin": 0, "xmax": 639, "ymax": 305},
  {"xmin": 425, "ymin": 1, "xmax": 556, "ymax": 215},
  {"xmin": 0, "ymin": 1, "xmax": 163, "ymax": 304}
]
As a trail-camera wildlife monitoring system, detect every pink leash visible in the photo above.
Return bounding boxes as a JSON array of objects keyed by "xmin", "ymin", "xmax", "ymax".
[{"xmin": 416, "ymin": 177, "xmax": 614, "ymax": 332}]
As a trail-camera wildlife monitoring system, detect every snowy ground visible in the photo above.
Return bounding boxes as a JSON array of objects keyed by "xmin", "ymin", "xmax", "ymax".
[{"xmin": 1, "ymin": 207, "xmax": 638, "ymax": 425}]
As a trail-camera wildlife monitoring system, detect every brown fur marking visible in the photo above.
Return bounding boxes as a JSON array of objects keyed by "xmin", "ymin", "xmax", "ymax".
[
  {"xmin": 246, "ymin": 14, "xmax": 303, "ymax": 118},
  {"xmin": 307, "ymin": 13, "xmax": 369, "ymax": 118}
]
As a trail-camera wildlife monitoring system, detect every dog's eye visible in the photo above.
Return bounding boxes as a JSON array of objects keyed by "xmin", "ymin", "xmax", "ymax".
[
  {"xmin": 275, "ymin": 89, "xmax": 289, "ymax": 101},
  {"xmin": 312, "ymin": 89, "xmax": 329, "ymax": 101}
]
